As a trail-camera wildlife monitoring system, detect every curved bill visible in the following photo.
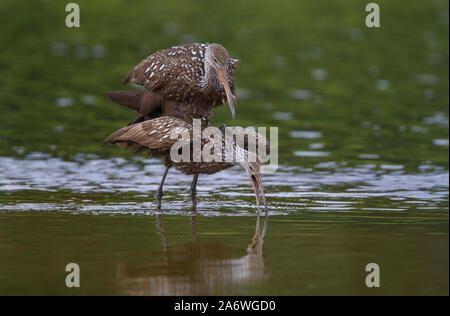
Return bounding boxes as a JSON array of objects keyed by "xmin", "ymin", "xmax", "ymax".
[
  {"xmin": 217, "ymin": 68, "xmax": 236, "ymax": 120},
  {"xmin": 250, "ymin": 174, "xmax": 268, "ymax": 214}
]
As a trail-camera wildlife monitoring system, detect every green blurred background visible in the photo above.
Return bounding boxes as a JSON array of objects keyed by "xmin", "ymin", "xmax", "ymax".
[{"xmin": 0, "ymin": 0, "xmax": 448, "ymax": 169}]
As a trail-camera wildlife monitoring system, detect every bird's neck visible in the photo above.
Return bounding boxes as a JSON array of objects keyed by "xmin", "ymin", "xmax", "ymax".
[
  {"xmin": 202, "ymin": 59, "xmax": 219, "ymax": 91},
  {"xmin": 222, "ymin": 139, "xmax": 254, "ymax": 167}
]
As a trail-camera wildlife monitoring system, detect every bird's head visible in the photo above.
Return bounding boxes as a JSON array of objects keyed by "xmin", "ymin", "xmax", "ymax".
[
  {"xmin": 206, "ymin": 43, "xmax": 236, "ymax": 119},
  {"xmin": 241, "ymin": 158, "xmax": 268, "ymax": 214}
]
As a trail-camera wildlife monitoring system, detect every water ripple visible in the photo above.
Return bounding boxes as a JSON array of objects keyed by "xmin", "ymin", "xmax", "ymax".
[{"xmin": 0, "ymin": 156, "xmax": 448, "ymax": 215}]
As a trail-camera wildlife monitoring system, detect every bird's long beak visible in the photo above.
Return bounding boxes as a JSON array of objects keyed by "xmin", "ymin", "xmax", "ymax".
[
  {"xmin": 250, "ymin": 174, "xmax": 268, "ymax": 214},
  {"xmin": 217, "ymin": 68, "xmax": 236, "ymax": 120}
]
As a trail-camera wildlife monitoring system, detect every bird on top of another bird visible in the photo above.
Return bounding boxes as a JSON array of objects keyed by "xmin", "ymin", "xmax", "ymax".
[
  {"xmin": 107, "ymin": 42, "xmax": 239, "ymax": 124},
  {"xmin": 103, "ymin": 42, "xmax": 270, "ymax": 212}
]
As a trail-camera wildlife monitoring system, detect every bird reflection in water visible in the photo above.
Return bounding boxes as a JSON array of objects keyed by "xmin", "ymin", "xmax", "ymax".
[{"xmin": 116, "ymin": 213, "xmax": 269, "ymax": 295}]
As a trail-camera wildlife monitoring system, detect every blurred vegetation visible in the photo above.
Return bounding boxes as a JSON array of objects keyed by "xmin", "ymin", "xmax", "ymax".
[{"xmin": 0, "ymin": 0, "xmax": 448, "ymax": 169}]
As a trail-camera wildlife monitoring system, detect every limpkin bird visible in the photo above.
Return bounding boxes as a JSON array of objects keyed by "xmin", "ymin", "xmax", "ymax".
[
  {"xmin": 107, "ymin": 43, "xmax": 239, "ymax": 123},
  {"xmin": 102, "ymin": 116, "xmax": 268, "ymax": 212}
]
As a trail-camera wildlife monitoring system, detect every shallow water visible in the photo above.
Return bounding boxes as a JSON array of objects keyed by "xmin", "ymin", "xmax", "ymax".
[
  {"xmin": 0, "ymin": 156, "xmax": 448, "ymax": 215},
  {"xmin": 0, "ymin": 155, "xmax": 448, "ymax": 295},
  {"xmin": 0, "ymin": 0, "xmax": 449, "ymax": 295}
]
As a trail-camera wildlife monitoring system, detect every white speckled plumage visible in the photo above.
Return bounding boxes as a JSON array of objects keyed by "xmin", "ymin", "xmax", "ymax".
[
  {"xmin": 123, "ymin": 43, "xmax": 239, "ymax": 111},
  {"xmin": 103, "ymin": 116, "xmax": 268, "ymax": 175}
]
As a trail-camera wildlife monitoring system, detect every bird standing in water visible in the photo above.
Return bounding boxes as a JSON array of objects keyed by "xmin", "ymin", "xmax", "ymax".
[
  {"xmin": 108, "ymin": 43, "xmax": 239, "ymax": 123},
  {"xmin": 102, "ymin": 116, "xmax": 268, "ymax": 212}
]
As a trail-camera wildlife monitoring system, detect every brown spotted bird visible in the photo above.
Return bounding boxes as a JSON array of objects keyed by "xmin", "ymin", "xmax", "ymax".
[
  {"xmin": 106, "ymin": 90, "xmax": 213, "ymax": 128},
  {"xmin": 108, "ymin": 43, "xmax": 239, "ymax": 122},
  {"xmin": 102, "ymin": 116, "xmax": 268, "ymax": 212}
]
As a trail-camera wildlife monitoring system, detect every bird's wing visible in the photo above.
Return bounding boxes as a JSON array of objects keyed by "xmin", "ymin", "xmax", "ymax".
[
  {"xmin": 227, "ymin": 58, "xmax": 239, "ymax": 97},
  {"xmin": 123, "ymin": 50, "xmax": 172, "ymax": 91},
  {"xmin": 103, "ymin": 116, "xmax": 192, "ymax": 151},
  {"xmin": 123, "ymin": 43, "xmax": 205, "ymax": 93},
  {"xmin": 228, "ymin": 58, "xmax": 239, "ymax": 72}
]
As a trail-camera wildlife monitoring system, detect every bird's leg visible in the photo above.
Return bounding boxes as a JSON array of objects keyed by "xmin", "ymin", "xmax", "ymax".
[
  {"xmin": 156, "ymin": 165, "xmax": 171, "ymax": 210},
  {"xmin": 190, "ymin": 174, "xmax": 199, "ymax": 210}
]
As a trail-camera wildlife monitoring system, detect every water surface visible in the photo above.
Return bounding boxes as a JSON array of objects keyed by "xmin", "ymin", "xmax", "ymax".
[
  {"xmin": 0, "ymin": 155, "xmax": 448, "ymax": 295},
  {"xmin": 0, "ymin": 0, "xmax": 448, "ymax": 295}
]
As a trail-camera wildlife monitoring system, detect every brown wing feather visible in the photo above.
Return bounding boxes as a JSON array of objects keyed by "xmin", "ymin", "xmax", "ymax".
[
  {"xmin": 106, "ymin": 90, "xmax": 164, "ymax": 117},
  {"xmin": 123, "ymin": 43, "xmax": 238, "ymax": 108},
  {"xmin": 123, "ymin": 43, "xmax": 205, "ymax": 92},
  {"xmin": 103, "ymin": 116, "xmax": 192, "ymax": 152},
  {"xmin": 227, "ymin": 58, "xmax": 239, "ymax": 98}
]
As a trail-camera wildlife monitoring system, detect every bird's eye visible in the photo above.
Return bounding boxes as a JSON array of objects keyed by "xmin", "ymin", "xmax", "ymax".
[{"xmin": 213, "ymin": 58, "xmax": 217, "ymax": 62}]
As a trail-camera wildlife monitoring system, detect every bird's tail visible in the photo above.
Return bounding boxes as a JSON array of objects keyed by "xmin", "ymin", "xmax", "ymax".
[
  {"xmin": 102, "ymin": 124, "xmax": 147, "ymax": 154},
  {"xmin": 102, "ymin": 124, "xmax": 134, "ymax": 146}
]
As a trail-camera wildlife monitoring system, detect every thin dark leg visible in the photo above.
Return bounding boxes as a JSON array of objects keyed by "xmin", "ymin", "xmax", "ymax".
[
  {"xmin": 156, "ymin": 165, "xmax": 170, "ymax": 210},
  {"xmin": 190, "ymin": 174, "xmax": 199, "ymax": 210}
]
